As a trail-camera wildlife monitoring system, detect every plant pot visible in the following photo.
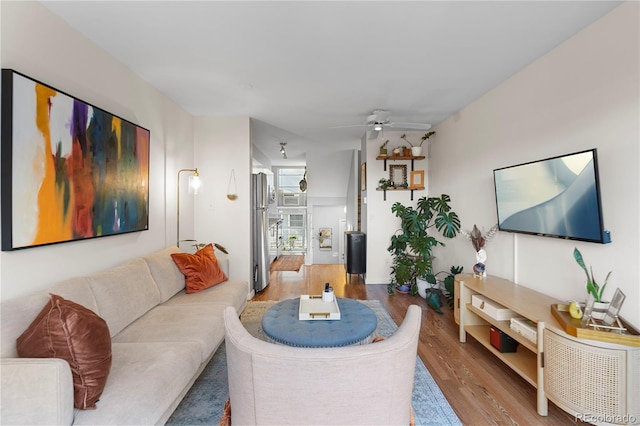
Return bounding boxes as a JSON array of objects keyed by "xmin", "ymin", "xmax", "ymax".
[
  {"xmin": 395, "ymin": 284, "xmax": 411, "ymax": 294},
  {"xmin": 411, "ymin": 146, "xmax": 422, "ymax": 156},
  {"xmin": 402, "ymin": 148, "xmax": 411, "ymax": 156},
  {"xmin": 416, "ymin": 278, "xmax": 429, "ymax": 298},
  {"xmin": 591, "ymin": 301, "xmax": 610, "ymax": 320},
  {"xmin": 379, "ymin": 148, "xmax": 388, "ymax": 157}
]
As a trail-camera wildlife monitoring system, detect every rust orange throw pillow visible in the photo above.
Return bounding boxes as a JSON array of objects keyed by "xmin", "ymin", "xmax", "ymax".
[
  {"xmin": 17, "ymin": 294, "xmax": 112, "ymax": 410},
  {"xmin": 171, "ymin": 243, "xmax": 228, "ymax": 293}
]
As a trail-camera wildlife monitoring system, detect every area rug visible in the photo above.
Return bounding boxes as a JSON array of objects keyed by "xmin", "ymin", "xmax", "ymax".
[
  {"xmin": 270, "ymin": 254, "xmax": 305, "ymax": 272},
  {"xmin": 166, "ymin": 300, "xmax": 461, "ymax": 426}
]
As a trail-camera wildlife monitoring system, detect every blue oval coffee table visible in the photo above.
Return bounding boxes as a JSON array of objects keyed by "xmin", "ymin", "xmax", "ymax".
[{"xmin": 261, "ymin": 297, "xmax": 378, "ymax": 348}]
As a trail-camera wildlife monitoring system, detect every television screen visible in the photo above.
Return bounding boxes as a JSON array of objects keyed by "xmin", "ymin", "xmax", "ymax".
[{"xmin": 493, "ymin": 149, "xmax": 609, "ymax": 243}]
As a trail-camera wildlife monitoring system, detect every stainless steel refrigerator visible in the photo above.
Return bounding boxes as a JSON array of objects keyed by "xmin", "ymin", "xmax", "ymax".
[{"xmin": 252, "ymin": 173, "xmax": 270, "ymax": 292}]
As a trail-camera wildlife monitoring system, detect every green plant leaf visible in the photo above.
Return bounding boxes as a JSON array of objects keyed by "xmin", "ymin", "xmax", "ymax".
[{"xmin": 434, "ymin": 211, "xmax": 461, "ymax": 238}]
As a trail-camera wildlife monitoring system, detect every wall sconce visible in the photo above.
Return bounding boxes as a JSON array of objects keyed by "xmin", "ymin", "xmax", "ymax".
[{"xmin": 177, "ymin": 168, "xmax": 201, "ymax": 247}]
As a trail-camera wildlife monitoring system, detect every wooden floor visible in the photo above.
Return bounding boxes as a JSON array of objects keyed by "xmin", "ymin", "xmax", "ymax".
[{"xmin": 253, "ymin": 263, "xmax": 577, "ymax": 425}]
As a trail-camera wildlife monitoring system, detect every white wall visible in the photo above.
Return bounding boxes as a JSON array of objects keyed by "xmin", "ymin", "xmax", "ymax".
[
  {"xmin": 362, "ymin": 131, "xmax": 429, "ymax": 285},
  {"xmin": 194, "ymin": 117, "xmax": 251, "ymax": 288},
  {"xmin": 0, "ymin": 1, "xmax": 194, "ymax": 300},
  {"xmin": 430, "ymin": 2, "xmax": 639, "ymax": 327}
]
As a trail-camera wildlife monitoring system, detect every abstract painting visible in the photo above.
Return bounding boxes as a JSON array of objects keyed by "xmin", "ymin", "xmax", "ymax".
[{"xmin": 1, "ymin": 69, "xmax": 150, "ymax": 250}]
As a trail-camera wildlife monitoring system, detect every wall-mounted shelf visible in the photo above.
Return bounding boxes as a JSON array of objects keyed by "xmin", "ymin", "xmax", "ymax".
[
  {"xmin": 376, "ymin": 186, "xmax": 425, "ymax": 201},
  {"xmin": 376, "ymin": 155, "xmax": 425, "ymax": 171}
]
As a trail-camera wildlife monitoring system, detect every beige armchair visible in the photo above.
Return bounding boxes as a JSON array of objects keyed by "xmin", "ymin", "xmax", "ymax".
[{"xmin": 223, "ymin": 304, "xmax": 421, "ymax": 425}]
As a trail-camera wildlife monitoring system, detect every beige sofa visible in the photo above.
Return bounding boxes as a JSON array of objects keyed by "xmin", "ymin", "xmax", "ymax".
[
  {"xmin": 223, "ymin": 304, "xmax": 421, "ymax": 425},
  {"xmin": 0, "ymin": 246, "xmax": 248, "ymax": 425}
]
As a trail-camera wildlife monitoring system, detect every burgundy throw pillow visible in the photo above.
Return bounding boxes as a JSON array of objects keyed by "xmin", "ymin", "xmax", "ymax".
[
  {"xmin": 171, "ymin": 243, "xmax": 228, "ymax": 293},
  {"xmin": 16, "ymin": 294, "xmax": 112, "ymax": 409}
]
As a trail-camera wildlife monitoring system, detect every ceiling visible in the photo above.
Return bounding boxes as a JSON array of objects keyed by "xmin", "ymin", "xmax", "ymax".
[{"xmin": 41, "ymin": 1, "xmax": 622, "ymax": 165}]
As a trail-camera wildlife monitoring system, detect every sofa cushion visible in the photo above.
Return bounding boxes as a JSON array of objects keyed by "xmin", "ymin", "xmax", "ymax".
[
  {"xmin": 72, "ymin": 341, "xmax": 201, "ymax": 425},
  {"xmin": 142, "ymin": 246, "xmax": 186, "ymax": 302},
  {"xmin": 171, "ymin": 244, "xmax": 227, "ymax": 294},
  {"xmin": 49, "ymin": 277, "xmax": 99, "ymax": 314},
  {"xmin": 0, "ymin": 292, "xmax": 51, "ymax": 358},
  {"xmin": 88, "ymin": 258, "xmax": 161, "ymax": 337},
  {"xmin": 113, "ymin": 305, "xmax": 225, "ymax": 363},
  {"xmin": 16, "ymin": 294, "xmax": 112, "ymax": 410},
  {"xmin": 163, "ymin": 279, "xmax": 248, "ymax": 312}
]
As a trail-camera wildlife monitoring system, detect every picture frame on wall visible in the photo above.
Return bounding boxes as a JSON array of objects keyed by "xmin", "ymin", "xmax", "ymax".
[
  {"xmin": 410, "ymin": 170, "xmax": 425, "ymax": 188},
  {"xmin": 319, "ymin": 228, "xmax": 332, "ymax": 250},
  {"xmin": 1, "ymin": 69, "xmax": 151, "ymax": 251},
  {"xmin": 360, "ymin": 162, "xmax": 366, "ymax": 191},
  {"xmin": 389, "ymin": 164, "xmax": 407, "ymax": 187}
]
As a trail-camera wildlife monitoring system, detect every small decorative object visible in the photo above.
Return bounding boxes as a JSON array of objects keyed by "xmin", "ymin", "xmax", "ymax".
[
  {"xmin": 389, "ymin": 164, "xmax": 407, "ymax": 187},
  {"xmin": 573, "ymin": 247, "xmax": 611, "ymax": 303},
  {"xmin": 299, "ymin": 168, "xmax": 307, "ymax": 192},
  {"xmin": 402, "ymin": 146, "xmax": 411, "ymax": 156},
  {"xmin": 401, "ymin": 131, "xmax": 436, "ymax": 157},
  {"xmin": 322, "ymin": 283, "xmax": 334, "ymax": 302},
  {"xmin": 461, "ymin": 224, "xmax": 498, "ymax": 278},
  {"xmin": 602, "ymin": 288, "xmax": 625, "ymax": 326},
  {"xmin": 378, "ymin": 178, "xmax": 392, "ymax": 190},
  {"xmin": 569, "ymin": 301, "xmax": 583, "ymax": 319},
  {"xmin": 392, "ymin": 147, "xmax": 401, "ymax": 156},
  {"xmin": 360, "ymin": 163, "xmax": 366, "ymax": 191},
  {"xmin": 409, "ymin": 170, "xmax": 424, "ymax": 189},
  {"xmin": 319, "ymin": 228, "xmax": 332, "ymax": 250},
  {"xmin": 227, "ymin": 169, "xmax": 238, "ymax": 200},
  {"xmin": 379, "ymin": 140, "xmax": 389, "ymax": 156}
]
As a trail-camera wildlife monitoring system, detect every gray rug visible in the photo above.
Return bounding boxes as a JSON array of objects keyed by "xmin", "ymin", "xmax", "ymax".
[{"xmin": 167, "ymin": 300, "xmax": 461, "ymax": 425}]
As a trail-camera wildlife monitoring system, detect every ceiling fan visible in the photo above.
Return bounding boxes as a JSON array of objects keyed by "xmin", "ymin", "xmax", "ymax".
[{"xmin": 361, "ymin": 110, "xmax": 432, "ymax": 140}]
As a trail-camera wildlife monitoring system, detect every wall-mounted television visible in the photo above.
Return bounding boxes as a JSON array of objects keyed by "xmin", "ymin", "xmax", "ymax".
[{"xmin": 493, "ymin": 149, "xmax": 610, "ymax": 244}]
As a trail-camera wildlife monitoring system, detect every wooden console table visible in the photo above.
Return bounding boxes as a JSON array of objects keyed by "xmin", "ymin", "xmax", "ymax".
[{"xmin": 455, "ymin": 273, "xmax": 640, "ymax": 423}]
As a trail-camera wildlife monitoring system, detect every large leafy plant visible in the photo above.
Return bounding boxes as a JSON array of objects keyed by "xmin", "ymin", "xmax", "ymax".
[
  {"xmin": 387, "ymin": 194, "xmax": 461, "ymax": 300},
  {"xmin": 573, "ymin": 247, "xmax": 611, "ymax": 302}
]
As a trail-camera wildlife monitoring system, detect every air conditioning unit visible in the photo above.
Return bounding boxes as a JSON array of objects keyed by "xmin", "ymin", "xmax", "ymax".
[{"xmin": 282, "ymin": 194, "xmax": 300, "ymax": 206}]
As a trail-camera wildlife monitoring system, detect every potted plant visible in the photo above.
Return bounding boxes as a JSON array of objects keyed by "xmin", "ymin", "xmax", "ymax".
[
  {"xmin": 401, "ymin": 145, "xmax": 411, "ymax": 156},
  {"xmin": 417, "ymin": 266, "xmax": 464, "ymax": 313},
  {"xmin": 378, "ymin": 178, "xmax": 392, "ymax": 190},
  {"xmin": 387, "ymin": 195, "xmax": 461, "ymax": 309},
  {"xmin": 379, "ymin": 140, "xmax": 389, "ymax": 156},
  {"xmin": 573, "ymin": 247, "xmax": 612, "ymax": 319},
  {"xmin": 401, "ymin": 131, "xmax": 436, "ymax": 156},
  {"xmin": 288, "ymin": 235, "xmax": 297, "ymax": 250}
]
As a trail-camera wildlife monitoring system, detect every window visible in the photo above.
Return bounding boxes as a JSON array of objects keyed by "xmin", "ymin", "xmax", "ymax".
[{"xmin": 276, "ymin": 167, "xmax": 307, "ymax": 206}]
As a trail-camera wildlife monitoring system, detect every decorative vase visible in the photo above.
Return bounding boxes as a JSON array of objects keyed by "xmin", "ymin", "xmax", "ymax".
[
  {"xmin": 416, "ymin": 278, "xmax": 429, "ymax": 298},
  {"xmin": 591, "ymin": 301, "xmax": 610, "ymax": 320},
  {"xmin": 411, "ymin": 146, "xmax": 422, "ymax": 156},
  {"xmin": 395, "ymin": 283, "xmax": 411, "ymax": 294}
]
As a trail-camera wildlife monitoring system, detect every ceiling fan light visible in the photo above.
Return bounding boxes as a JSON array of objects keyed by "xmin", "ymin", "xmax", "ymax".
[{"xmin": 373, "ymin": 123, "xmax": 383, "ymax": 131}]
